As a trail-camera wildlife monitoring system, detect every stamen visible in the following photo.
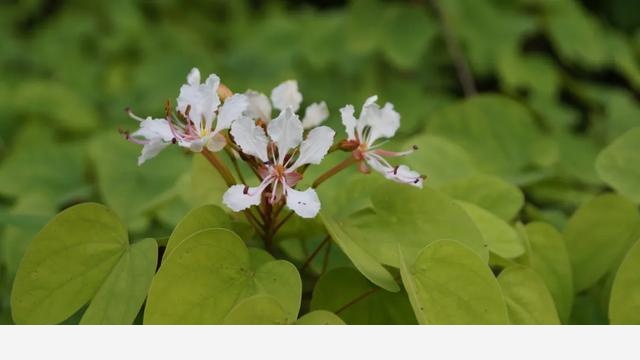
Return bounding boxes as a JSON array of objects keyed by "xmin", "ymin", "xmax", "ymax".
[
  {"xmin": 125, "ymin": 108, "xmax": 146, "ymax": 122},
  {"xmin": 373, "ymin": 147, "xmax": 415, "ymax": 157},
  {"xmin": 118, "ymin": 128, "xmax": 130, "ymax": 140},
  {"xmin": 164, "ymin": 100, "xmax": 172, "ymax": 118},
  {"xmin": 243, "ymin": 185, "xmax": 250, "ymax": 195},
  {"xmin": 393, "ymin": 165, "xmax": 399, "ymax": 175}
]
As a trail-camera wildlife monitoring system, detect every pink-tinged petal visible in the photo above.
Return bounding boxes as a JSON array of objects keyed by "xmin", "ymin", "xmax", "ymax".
[
  {"xmin": 230, "ymin": 116, "xmax": 270, "ymax": 162},
  {"xmin": 365, "ymin": 154, "xmax": 423, "ymax": 188},
  {"xmin": 138, "ymin": 139, "xmax": 171, "ymax": 165},
  {"xmin": 301, "ymin": 101, "xmax": 329, "ymax": 129},
  {"xmin": 245, "ymin": 90, "xmax": 272, "ymax": 121},
  {"xmin": 339, "ymin": 104, "xmax": 357, "ymax": 141},
  {"xmin": 290, "ymin": 126, "xmax": 335, "ymax": 170},
  {"xmin": 267, "ymin": 107, "xmax": 303, "ymax": 162},
  {"xmin": 285, "ymin": 187, "xmax": 321, "ymax": 218},
  {"xmin": 216, "ymin": 93, "xmax": 248, "ymax": 132},
  {"xmin": 223, "ymin": 183, "xmax": 267, "ymax": 212},
  {"xmin": 271, "ymin": 80, "xmax": 303, "ymax": 112}
]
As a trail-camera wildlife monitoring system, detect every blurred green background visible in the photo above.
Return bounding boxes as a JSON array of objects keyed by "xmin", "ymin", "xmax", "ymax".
[{"xmin": 0, "ymin": 0, "xmax": 639, "ymax": 324}]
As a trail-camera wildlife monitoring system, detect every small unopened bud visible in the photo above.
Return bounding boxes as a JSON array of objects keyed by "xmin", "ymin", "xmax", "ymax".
[
  {"xmin": 218, "ymin": 84, "xmax": 233, "ymax": 101},
  {"xmin": 339, "ymin": 139, "xmax": 359, "ymax": 152}
]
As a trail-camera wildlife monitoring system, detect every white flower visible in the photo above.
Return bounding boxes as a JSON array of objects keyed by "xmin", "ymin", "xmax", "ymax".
[
  {"xmin": 223, "ymin": 108, "xmax": 335, "ymax": 218},
  {"xmin": 127, "ymin": 68, "xmax": 248, "ymax": 164},
  {"xmin": 340, "ymin": 95, "xmax": 424, "ymax": 188},
  {"xmin": 244, "ymin": 80, "xmax": 329, "ymax": 129}
]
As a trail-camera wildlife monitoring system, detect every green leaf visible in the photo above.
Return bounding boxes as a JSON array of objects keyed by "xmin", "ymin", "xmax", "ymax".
[
  {"xmin": 144, "ymin": 228, "xmax": 301, "ymax": 324},
  {"xmin": 427, "ymin": 95, "xmax": 539, "ymax": 180},
  {"xmin": 90, "ymin": 132, "xmax": 189, "ymax": 230},
  {"xmin": 361, "ymin": 184, "xmax": 488, "ymax": 266},
  {"xmin": 457, "ymin": 201, "xmax": 525, "ymax": 259},
  {"xmin": 294, "ymin": 310, "xmax": 346, "ymax": 325},
  {"xmin": 498, "ymin": 52, "xmax": 560, "ymax": 97},
  {"xmin": 609, "ymin": 239, "xmax": 640, "ymax": 324},
  {"xmin": 542, "ymin": 0, "xmax": 608, "ymax": 68},
  {"xmin": 564, "ymin": 194, "xmax": 640, "ymax": 292},
  {"xmin": 319, "ymin": 213, "xmax": 399, "ymax": 292},
  {"xmin": 13, "ymin": 80, "xmax": 99, "ymax": 133},
  {"xmin": 522, "ymin": 222, "xmax": 574, "ymax": 323},
  {"xmin": 249, "ymin": 248, "xmax": 275, "ymax": 270},
  {"xmin": 400, "ymin": 240, "xmax": 509, "ymax": 324},
  {"xmin": 184, "ymin": 155, "xmax": 228, "ymax": 208},
  {"xmin": 0, "ymin": 194, "xmax": 55, "ymax": 279},
  {"xmin": 441, "ymin": 174, "xmax": 524, "ymax": 221},
  {"xmin": 556, "ymin": 132, "xmax": 602, "ymax": 186},
  {"xmin": 380, "ymin": 5, "xmax": 436, "ymax": 70},
  {"xmin": 403, "ymin": 134, "xmax": 477, "ymax": 188},
  {"xmin": 441, "ymin": 0, "xmax": 536, "ymax": 76},
  {"xmin": 223, "ymin": 295, "xmax": 288, "ymax": 325},
  {"xmin": 596, "ymin": 127, "xmax": 640, "ymax": 203},
  {"xmin": 0, "ymin": 139, "xmax": 85, "ymax": 206},
  {"xmin": 498, "ymin": 266, "xmax": 561, "ymax": 324},
  {"xmin": 11, "ymin": 203, "xmax": 152, "ymax": 325},
  {"xmin": 311, "ymin": 267, "xmax": 415, "ymax": 325},
  {"xmin": 80, "ymin": 238, "xmax": 157, "ymax": 325},
  {"xmin": 164, "ymin": 204, "xmax": 231, "ymax": 260}
]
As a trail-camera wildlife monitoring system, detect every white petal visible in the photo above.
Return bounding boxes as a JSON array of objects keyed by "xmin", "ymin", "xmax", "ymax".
[
  {"xmin": 230, "ymin": 116, "xmax": 269, "ymax": 162},
  {"xmin": 216, "ymin": 94, "xmax": 248, "ymax": 132},
  {"xmin": 223, "ymin": 184, "xmax": 265, "ymax": 212},
  {"xmin": 290, "ymin": 126, "xmax": 335, "ymax": 170},
  {"xmin": 245, "ymin": 90, "xmax": 272, "ymax": 121},
  {"xmin": 365, "ymin": 154, "xmax": 423, "ymax": 188},
  {"xmin": 267, "ymin": 107, "xmax": 303, "ymax": 162},
  {"xmin": 176, "ymin": 71, "xmax": 220, "ymax": 130},
  {"xmin": 286, "ymin": 187, "xmax": 321, "ymax": 218},
  {"xmin": 132, "ymin": 117, "xmax": 174, "ymax": 142},
  {"xmin": 361, "ymin": 100, "xmax": 400, "ymax": 145},
  {"xmin": 138, "ymin": 139, "xmax": 170, "ymax": 165},
  {"xmin": 301, "ymin": 101, "xmax": 329, "ymax": 129},
  {"xmin": 186, "ymin": 138, "xmax": 206, "ymax": 153},
  {"xmin": 271, "ymin": 80, "xmax": 303, "ymax": 112},
  {"xmin": 206, "ymin": 133, "xmax": 226, "ymax": 152},
  {"xmin": 187, "ymin": 67, "xmax": 201, "ymax": 86},
  {"xmin": 339, "ymin": 105, "xmax": 357, "ymax": 140}
]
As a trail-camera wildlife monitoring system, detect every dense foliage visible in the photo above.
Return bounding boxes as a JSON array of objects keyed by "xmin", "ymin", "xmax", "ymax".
[{"xmin": 1, "ymin": 0, "xmax": 639, "ymax": 325}]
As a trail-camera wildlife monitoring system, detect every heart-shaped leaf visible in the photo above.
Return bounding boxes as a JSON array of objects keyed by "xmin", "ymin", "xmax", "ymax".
[
  {"xmin": 498, "ymin": 266, "xmax": 561, "ymax": 324},
  {"xmin": 144, "ymin": 228, "xmax": 301, "ymax": 324},
  {"xmin": 400, "ymin": 240, "xmax": 509, "ymax": 324},
  {"xmin": 11, "ymin": 203, "xmax": 157, "ymax": 325}
]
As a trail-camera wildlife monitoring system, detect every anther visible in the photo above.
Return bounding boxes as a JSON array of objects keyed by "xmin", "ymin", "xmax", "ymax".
[
  {"xmin": 172, "ymin": 138, "xmax": 177, "ymax": 144},
  {"xmin": 164, "ymin": 100, "xmax": 172, "ymax": 117},
  {"xmin": 393, "ymin": 165, "xmax": 399, "ymax": 175},
  {"xmin": 185, "ymin": 104, "xmax": 191, "ymax": 118},
  {"xmin": 243, "ymin": 186, "xmax": 250, "ymax": 195},
  {"xmin": 412, "ymin": 145, "xmax": 418, "ymax": 150},
  {"xmin": 118, "ymin": 128, "xmax": 130, "ymax": 140}
]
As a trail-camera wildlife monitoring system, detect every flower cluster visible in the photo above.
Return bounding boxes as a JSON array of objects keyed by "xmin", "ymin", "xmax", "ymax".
[{"xmin": 126, "ymin": 68, "xmax": 424, "ymax": 222}]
